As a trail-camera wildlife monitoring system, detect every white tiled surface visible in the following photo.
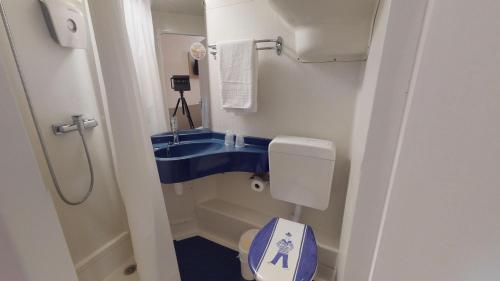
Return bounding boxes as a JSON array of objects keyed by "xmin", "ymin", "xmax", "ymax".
[{"xmin": 102, "ymin": 257, "xmax": 139, "ymax": 281}]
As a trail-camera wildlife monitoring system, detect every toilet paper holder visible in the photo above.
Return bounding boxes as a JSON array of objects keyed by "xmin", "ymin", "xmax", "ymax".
[
  {"xmin": 250, "ymin": 173, "xmax": 269, "ymax": 192},
  {"xmin": 250, "ymin": 173, "xmax": 269, "ymax": 181}
]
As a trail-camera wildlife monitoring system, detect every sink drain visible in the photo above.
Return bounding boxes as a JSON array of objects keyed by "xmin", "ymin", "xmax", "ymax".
[{"xmin": 124, "ymin": 264, "xmax": 137, "ymax": 275}]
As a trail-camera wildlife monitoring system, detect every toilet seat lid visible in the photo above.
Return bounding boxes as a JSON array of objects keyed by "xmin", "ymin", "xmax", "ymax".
[{"xmin": 248, "ymin": 217, "xmax": 318, "ymax": 281}]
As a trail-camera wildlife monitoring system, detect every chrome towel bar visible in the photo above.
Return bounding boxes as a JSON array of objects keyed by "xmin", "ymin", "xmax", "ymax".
[{"xmin": 208, "ymin": 36, "xmax": 283, "ymax": 58}]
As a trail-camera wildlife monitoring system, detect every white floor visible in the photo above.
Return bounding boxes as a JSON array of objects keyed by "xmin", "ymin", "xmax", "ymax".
[{"xmin": 102, "ymin": 257, "xmax": 139, "ymax": 281}]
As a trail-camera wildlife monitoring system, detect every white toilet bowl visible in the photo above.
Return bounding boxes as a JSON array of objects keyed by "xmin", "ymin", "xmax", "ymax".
[{"xmin": 248, "ymin": 217, "xmax": 318, "ymax": 281}]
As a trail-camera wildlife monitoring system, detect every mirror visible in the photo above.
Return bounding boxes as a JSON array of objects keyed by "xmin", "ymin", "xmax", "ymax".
[
  {"xmin": 151, "ymin": 0, "xmax": 209, "ymax": 131},
  {"xmin": 157, "ymin": 32, "xmax": 209, "ymax": 130}
]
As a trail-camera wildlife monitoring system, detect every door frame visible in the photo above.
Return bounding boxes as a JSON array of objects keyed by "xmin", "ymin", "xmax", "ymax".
[{"xmin": 337, "ymin": 0, "xmax": 430, "ymax": 280}]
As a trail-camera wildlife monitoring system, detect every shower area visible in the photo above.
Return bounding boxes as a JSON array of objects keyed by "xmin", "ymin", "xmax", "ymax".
[{"xmin": 0, "ymin": 0, "xmax": 175, "ymax": 280}]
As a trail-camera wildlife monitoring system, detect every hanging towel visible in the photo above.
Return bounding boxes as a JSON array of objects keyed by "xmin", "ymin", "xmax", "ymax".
[{"xmin": 218, "ymin": 39, "xmax": 258, "ymax": 112}]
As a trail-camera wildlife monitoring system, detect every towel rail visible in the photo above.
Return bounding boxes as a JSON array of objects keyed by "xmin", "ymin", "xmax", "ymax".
[{"xmin": 208, "ymin": 36, "xmax": 283, "ymax": 58}]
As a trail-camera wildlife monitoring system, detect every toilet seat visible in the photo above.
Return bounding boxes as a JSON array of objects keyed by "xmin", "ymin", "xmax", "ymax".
[{"xmin": 248, "ymin": 218, "xmax": 318, "ymax": 281}]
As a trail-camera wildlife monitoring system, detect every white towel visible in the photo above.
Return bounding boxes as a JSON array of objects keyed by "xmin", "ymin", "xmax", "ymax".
[{"xmin": 218, "ymin": 39, "xmax": 258, "ymax": 112}]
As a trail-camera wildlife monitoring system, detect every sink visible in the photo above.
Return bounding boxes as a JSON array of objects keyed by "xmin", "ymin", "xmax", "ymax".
[
  {"xmin": 155, "ymin": 142, "xmax": 225, "ymax": 159},
  {"xmin": 151, "ymin": 130, "xmax": 271, "ymax": 184}
]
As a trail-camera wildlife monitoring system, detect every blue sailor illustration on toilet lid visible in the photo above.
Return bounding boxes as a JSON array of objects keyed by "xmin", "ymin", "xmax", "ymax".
[{"xmin": 248, "ymin": 218, "xmax": 318, "ymax": 281}]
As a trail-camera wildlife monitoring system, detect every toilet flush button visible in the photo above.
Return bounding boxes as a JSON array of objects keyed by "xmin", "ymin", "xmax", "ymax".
[{"xmin": 66, "ymin": 19, "xmax": 77, "ymax": 33}]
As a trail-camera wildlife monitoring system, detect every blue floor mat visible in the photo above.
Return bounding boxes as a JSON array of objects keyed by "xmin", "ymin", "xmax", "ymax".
[{"xmin": 174, "ymin": 236, "xmax": 253, "ymax": 281}]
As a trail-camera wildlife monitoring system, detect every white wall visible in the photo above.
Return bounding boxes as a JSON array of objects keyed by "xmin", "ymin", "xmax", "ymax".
[
  {"xmin": 0, "ymin": 1, "xmax": 131, "ymax": 280},
  {"xmin": 370, "ymin": 1, "xmax": 500, "ymax": 280},
  {"xmin": 152, "ymin": 10, "xmax": 206, "ymax": 35},
  {"xmin": 161, "ymin": 176, "xmax": 218, "ymax": 239},
  {"xmin": 0, "ymin": 40, "xmax": 78, "ymax": 281},
  {"xmin": 205, "ymin": 0, "xmax": 363, "ymax": 252}
]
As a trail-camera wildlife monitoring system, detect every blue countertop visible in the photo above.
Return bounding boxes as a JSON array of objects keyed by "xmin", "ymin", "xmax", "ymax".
[{"xmin": 151, "ymin": 129, "xmax": 271, "ymax": 184}]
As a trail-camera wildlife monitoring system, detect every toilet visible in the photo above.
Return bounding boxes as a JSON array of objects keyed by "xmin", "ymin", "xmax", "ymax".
[{"xmin": 248, "ymin": 136, "xmax": 336, "ymax": 281}]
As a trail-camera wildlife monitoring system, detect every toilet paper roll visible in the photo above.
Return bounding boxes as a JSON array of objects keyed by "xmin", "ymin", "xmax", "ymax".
[{"xmin": 250, "ymin": 177, "xmax": 267, "ymax": 192}]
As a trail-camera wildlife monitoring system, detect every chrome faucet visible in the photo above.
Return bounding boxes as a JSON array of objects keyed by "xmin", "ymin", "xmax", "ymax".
[
  {"xmin": 52, "ymin": 114, "xmax": 98, "ymax": 135},
  {"xmin": 170, "ymin": 116, "xmax": 180, "ymax": 145}
]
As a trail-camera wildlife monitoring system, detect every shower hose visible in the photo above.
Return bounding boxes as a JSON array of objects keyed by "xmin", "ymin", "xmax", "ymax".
[{"xmin": 0, "ymin": 1, "xmax": 95, "ymax": 206}]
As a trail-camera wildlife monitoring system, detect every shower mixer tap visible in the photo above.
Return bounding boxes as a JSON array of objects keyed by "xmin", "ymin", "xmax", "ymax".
[
  {"xmin": 52, "ymin": 115, "xmax": 98, "ymax": 135},
  {"xmin": 49, "ymin": 114, "xmax": 97, "ymax": 205},
  {"xmin": 1, "ymin": 0, "xmax": 96, "ymax": 205},
  {"xmin": 72, "ymin": 114, "xmax": 85, "ymax": 131}
]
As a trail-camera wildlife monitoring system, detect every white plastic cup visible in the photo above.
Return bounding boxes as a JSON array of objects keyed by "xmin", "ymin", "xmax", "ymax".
[
  {"xmin": 235, "ymin": 134, "xmax": 245, "ymax": 148},
  {"xmin": 225, "ymin": 130, "xmax": 235, "ymax": 146}
]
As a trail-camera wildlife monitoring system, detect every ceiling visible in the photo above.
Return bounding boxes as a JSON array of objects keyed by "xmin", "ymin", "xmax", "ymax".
[
  {"xmin": 151, "ymin": 0, "xmax": 205, "ymax": 16},
  {"xmin": 268, "ymin": 0, "xmax": 380, "ymax": 61},
  {"xmin": 269, "ymin": 0, "xmax": 378, "ymax": 27}
]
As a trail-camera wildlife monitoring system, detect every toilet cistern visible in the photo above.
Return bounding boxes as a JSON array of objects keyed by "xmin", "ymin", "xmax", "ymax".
[
  {"xmin": 269, "ymin": 136, "xmax": 336, "ymax": 211},
  {"xmin": 246, "ymin": 135, "xmax": 335, "ymax": 281}
]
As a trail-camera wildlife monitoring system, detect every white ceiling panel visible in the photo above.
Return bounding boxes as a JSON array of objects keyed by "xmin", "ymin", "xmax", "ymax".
[{"xmin": 151, "ymin": 0, "xmax": 205, "ymax": 15}]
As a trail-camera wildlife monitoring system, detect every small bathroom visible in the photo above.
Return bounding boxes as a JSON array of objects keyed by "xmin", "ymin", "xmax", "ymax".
[{"xmin": 2, "ymin": 1, "xmax": 500, "ymax": 281}]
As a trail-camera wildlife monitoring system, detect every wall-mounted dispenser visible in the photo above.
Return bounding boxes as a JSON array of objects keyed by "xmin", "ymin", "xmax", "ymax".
[{"xmin": 39, "ymin": 0, "xmax": 87, "ymax": 49}]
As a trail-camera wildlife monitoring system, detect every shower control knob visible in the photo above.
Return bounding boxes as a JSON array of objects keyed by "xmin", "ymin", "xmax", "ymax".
[{"xmin": 52, "ymin": 115, "xmax": 98, "ymax": 135}]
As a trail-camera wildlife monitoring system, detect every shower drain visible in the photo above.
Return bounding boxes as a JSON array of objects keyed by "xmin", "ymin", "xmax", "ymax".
[{"xmin": 124, "ymin": 264, "xmax": 137, "ymax": 276}]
